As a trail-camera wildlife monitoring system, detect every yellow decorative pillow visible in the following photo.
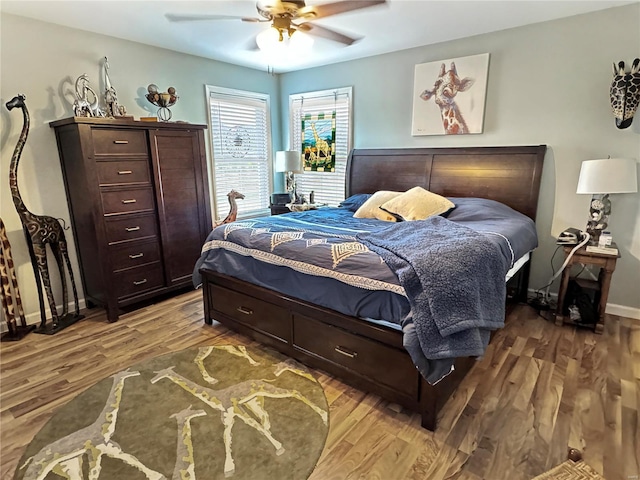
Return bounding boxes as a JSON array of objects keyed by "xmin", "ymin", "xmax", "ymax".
[
  {"xmin": 353, "ymin": 190, "xmax": 403, "ymax": 222},
  {"xmin": 379, "ymin": 186, "xmax": 455, "ymax": 221}
]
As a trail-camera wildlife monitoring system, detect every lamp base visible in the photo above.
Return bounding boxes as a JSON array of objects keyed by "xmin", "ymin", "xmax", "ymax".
[
  {"xmin": 285, "ymin": 171, "xmax": 298, "ymax": 203},
  {"xmin": 584, "ymin": 194, "xmax": 611, "ymax": 246}
]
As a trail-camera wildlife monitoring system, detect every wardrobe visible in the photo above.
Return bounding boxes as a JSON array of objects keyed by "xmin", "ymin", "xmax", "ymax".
[{"xmin": 50, "ymin": 117, "xmax": 212, "ymax": 321}]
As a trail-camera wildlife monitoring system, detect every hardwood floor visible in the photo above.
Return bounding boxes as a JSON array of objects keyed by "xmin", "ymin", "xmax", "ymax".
[{"xmin": 1, "ymin": 290, "xmax": 638, "ymax": 480}]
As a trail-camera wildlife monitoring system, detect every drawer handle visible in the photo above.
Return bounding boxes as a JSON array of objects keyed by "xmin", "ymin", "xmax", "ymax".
[
  {"xmin": 334, "ymin": 346, "xmax": 358, "ymax": 359},
  {"xmin": 118, "ymin": 170, "xmax": 133, "ymax": 175},
  {"xmin": 113, "ymin": 140, "xmax": 129, "ymax": 144},
  {"xmin": 133, "ymin": 279, "xmax": 147, "ymax": 286},
  {"xmin": 236, "ymin": 306, "xmax": 253, "ymax": 315},
  {"xmin": 122, "ymin": 199, "xmax": 137, "ymax": 204},
  {"xmin": 125, "ymin": 226, "xmax": 140, "ymax": 232},
  {"xmin": 129, "ymin": 253, "xmax": 144, "ymax": 259}
]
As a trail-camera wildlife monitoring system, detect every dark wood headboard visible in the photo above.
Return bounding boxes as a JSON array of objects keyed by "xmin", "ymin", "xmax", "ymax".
[{"xmin": 345, "ymin": 145, "xmax": 546, "ymax": 220}]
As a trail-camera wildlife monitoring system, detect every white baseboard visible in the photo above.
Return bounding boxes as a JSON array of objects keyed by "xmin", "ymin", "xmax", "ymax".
[
  {"xmin": 0, "ymin": 299, "xmax": 87, "ymax": 334},
  {"xmin": 605, "ymin": 303, "xmax": 640, "ymax": 320}
]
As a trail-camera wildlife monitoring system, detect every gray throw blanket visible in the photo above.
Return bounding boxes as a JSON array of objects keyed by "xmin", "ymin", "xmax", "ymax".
[{"xmin": 356, "ymin": 216, "xmax": 510, "ymax": 383}]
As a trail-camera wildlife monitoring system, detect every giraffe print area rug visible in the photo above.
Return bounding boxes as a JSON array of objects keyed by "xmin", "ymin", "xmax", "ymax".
[
  {"xmin": 531, "ymin": 460, "xmax": 606, "ymax": 480},
  {"xmin": 15, "ymin": 346, "xmax": 329, "ymax": 480}
]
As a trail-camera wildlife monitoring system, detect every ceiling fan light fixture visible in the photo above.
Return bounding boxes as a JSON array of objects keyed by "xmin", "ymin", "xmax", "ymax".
[{"xmin": 256, "ymin": 26, "xmax": 313, "ymax": 56}]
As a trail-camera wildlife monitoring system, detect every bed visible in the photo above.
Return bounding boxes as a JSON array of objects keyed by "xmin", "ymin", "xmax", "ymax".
[{"xmin": 197, "ymin": 145, "xmax": 546, "ymax": 430}]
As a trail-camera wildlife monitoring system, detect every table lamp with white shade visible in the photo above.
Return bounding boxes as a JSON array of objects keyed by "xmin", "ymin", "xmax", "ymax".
[
  {"xmin": 576, "ymin": 157, "xmax": 638, "ymax": 244},
  {"xmin": 275, "ymin": 150, "xmax": 302, "ymax": 201}
]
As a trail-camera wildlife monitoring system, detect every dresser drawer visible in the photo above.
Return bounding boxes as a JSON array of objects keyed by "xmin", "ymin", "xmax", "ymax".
[
  {"xmin": 105, "ymin": 214, "xmax": 158, "ymax": 244},
  {"xmin": 110, "ymin": 240, "xmax": 161, "ymax": 271},
  {"xmin": 294, "ymin": 314, "xmax": 418, "ymax": 398},
  {"xmin": 101, "ymin": 187, "xmax": 155, "ymax": 216},
  {"xmin": 114, "ymin": 262, "xmax": 164, "ymax": 299},
  {"xmin": 92, "ymin": 128, "xmax": 148, "ymax": 156},
  {"xmin": 208, "ymin": 284, "xmax": 290, "ymax": 343},
  {"xmin": 97, "ymin": 160, "xmax": 151, "ymax": 186}
]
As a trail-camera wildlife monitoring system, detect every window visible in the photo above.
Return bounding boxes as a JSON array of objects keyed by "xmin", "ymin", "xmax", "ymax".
[
  {"xmin": 289, "ymin": 87, "xmax": 352, "ymax": 206},
  {"xmin": 206, "ymin": 85, "xmax": 272, "ymax": 220}
]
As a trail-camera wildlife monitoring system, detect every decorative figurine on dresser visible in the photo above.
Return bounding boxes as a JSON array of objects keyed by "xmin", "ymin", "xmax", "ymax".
[
  {"xmin": 73, "ymin": 74, "xmax": 105, "ymax": 118},
  {"xmin": 49, "ymin": 115, "xmax": 212, "ymax": 322},
  {"xmin": 102, "ymin": 56, "xmax": 128, "ymax": 118},
  {"xmin": 145, "ymin": 84, "xmax": 179, "ymax": 121},
  {"xmin": 5, "ymin": 94, "xmax": 83, "ymax": 334}
]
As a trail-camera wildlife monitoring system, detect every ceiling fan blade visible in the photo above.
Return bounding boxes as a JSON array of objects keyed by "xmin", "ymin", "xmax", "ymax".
[
  {"xmin": 296, "ymin": 0, "xmax": 386, "ymax": 20},
  {"xmin": 165, "ymin": 13, "xmax": 258, "ymax": 22},
  {"xmin": 297, "ymin": 23, "xmax": 359, "ymax": 46}
]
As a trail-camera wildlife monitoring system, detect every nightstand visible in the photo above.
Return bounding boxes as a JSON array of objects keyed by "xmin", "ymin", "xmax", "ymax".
[
  {"xmin": 554, "ymin": 245, "xmax": 619, "ymax": 334},
  {"xmin": 270, "ymin": 204, "xmax": 290, "ymax": 216}
]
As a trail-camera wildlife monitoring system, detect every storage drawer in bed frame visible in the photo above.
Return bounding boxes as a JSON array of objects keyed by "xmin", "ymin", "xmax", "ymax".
[
  {"xmin": 202, "ymin": 269, "xmax": 476, "ymax": 430},
  {"xmin": 207, "ymin": 284, "xmax": 291, "ymax": 345}
]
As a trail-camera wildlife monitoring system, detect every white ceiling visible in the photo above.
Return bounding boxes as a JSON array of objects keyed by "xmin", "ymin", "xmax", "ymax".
[{"xmin": 1, "ymin": 1, "xmax": 635, "ymax": 73}]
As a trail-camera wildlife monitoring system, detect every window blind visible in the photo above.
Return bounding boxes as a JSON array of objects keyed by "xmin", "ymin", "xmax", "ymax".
[
  {"xmin": 289, "ymin": 87, "xmax": 352, "ymax": 206},
  {"xmin": 207, "ymin": 86, "xmax": 272, "ymax": 220}
]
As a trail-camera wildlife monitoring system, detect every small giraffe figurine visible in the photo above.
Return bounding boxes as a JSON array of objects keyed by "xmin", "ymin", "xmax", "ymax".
[
  {"xmin": 420, "ymin": 62, "xmax": 475, "ymax": 134},
  {"xmin": 610, "ymin": 58, "xmax": 640, "ymax": 129},
  {"xmin": 6, "ymin": 94, "xmax": 81, "ymax": 331},
  {"xmin": 214, "ymin": 190, "xmax": 244, "ymax": 227}
]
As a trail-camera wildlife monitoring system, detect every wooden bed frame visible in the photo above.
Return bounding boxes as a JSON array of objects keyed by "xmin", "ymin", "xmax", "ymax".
[{"xmin": 200, "ymin": 145, "xmax": 546, "ymax": 430}]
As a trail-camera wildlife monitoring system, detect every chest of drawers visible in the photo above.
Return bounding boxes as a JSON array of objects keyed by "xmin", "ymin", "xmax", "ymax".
[{"xmin": 50, "ymin": 117, "xmax": 212, "ymax": 321}]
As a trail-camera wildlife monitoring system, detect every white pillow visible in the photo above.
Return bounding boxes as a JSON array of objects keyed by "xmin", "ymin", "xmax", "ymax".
[
  {"xmin": 353, "ymin": 190, "xmax": 402, "ymax": 222},
  {"xmin": 379, "ymin": 186, "xmax": 455, "ymax": 221}
]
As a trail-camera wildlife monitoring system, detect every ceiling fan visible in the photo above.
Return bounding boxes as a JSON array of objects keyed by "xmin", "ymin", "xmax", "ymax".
[{"xmin": 166, "ymin": 0, "xmax": 387, "ymax": 48}]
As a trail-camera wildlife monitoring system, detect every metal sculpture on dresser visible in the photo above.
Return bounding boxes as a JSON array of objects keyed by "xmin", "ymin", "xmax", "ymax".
[
  {"xmin": 102, "ymin": 56, "xmax": 128, "ymax": 117},
  {"xmin": 145, "ymin": 84, "xmax": 178, "ymax": 121},
  {"xmin": 5, "ymin": 94, "xmax": 83, "ymax": 334},
  {"xmin": 72, "ymin": 74, "xmax": 105, "ymax": 118}
]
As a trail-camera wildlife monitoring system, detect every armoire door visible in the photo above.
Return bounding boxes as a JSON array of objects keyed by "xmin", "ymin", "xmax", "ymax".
[{"xmin": 149, "ymin": 129, "xmax": 212, "ymax": 286}]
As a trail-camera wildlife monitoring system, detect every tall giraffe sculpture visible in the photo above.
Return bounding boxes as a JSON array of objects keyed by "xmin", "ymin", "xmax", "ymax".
[
  {"xmin": 610, "ymin": 58, "xmax": 640, "ymax": 129},
  {"xmin": 214, "ymin": 189, "xmax": 244, "ymax": 227},
  {"xmin": 0, "ymin": 217, "xmax": 35, "ymax": 341},
  {"xmin": 5, "ymin": 94, "xmax": 82, "ymax": 333},
  {"xmin": 420, "ymin": 61, "xmax": 476, "ymax": 134}
]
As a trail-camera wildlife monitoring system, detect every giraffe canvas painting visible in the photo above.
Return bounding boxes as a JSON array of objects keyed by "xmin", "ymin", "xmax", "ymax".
[{"xmin": 412, "ymin": 53, "xmax": 490, "ymax": 136}]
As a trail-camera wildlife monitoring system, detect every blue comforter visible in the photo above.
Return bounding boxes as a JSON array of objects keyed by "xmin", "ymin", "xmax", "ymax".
[
  {"xmin": 356, "ymin": 216, "xmax": 510, "ymax": 384},
  {"xmin": 194, "ymin": 198, "xmax": 538, "ymax": 383}
]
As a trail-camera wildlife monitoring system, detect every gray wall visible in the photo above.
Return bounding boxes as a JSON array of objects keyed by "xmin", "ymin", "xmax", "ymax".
[
  {"xmin": 280, "ymin": 4, "xmax": 640, "ymax": 312},
  {"xmin": 1, "ymin": 5, "xmax": 639, "ymax": 323},
  {"xmin": 0, "ymin": 13, "xmax": 281, "ymax": 321}
]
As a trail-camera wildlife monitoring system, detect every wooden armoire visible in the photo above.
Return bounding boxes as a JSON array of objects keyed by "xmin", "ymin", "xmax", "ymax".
[{"xmin": 50, "ymin": 117, "xmax": 212, "ymax": 321}]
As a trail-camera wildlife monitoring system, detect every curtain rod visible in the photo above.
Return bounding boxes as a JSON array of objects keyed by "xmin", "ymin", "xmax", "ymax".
[{"xmin": 292, "ymin": 91, "xmax": 350, "ymax": 102}]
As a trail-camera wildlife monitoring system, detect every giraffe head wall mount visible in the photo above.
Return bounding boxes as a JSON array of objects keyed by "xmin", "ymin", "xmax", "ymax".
[{"xmin": 610, "ymin": 58, "xmax": 640, "ymax": 129}]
